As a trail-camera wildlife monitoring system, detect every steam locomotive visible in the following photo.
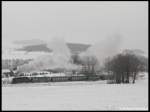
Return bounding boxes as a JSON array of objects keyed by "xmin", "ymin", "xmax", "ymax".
[
  {"xmin": 2, "ymin": 65, "xmax": 101, "ymax": 84},
  {"xmin": 11, "ymin": 70, "xmax": 100, "ymax": 84}
]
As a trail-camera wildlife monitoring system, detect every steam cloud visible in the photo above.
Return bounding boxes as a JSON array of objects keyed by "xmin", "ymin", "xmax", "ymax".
[
  {"xmin": 18, "ymin": 34, "xmax": 121, "ymax": 73},
  {"xmin": 18, "ymin": 37, "xmax": 78, "ymax": 72},
  {"xmin": 79, "ymin": 34, "xmax": 122, "ymax": 69}
]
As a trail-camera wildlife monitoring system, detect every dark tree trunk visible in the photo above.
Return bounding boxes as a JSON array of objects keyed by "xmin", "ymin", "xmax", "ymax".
[
  {"xmin": 122, "ymin": 72, "xmax": 125, "ymax": 83},
  {"xmin": 126, "ymin": 72, "xmax": 130, "ymax": 83},
  {"xmin": 116, "ymin": 73, "xmax": 121, "ymax": 84},
  {"xmin": 132, "ymin": 72, "xmax": 137, "ymax": 84}
]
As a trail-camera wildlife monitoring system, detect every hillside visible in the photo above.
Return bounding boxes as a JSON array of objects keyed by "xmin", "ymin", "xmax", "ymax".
[{"xmin": 16, "ymin": 43, "xmax": 91, "ymax": 54}]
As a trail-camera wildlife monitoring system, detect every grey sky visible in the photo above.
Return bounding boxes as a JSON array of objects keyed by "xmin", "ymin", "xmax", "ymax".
[{"xmin": 2, "ymin": 1, "xmax": 148, "ymax": 55}]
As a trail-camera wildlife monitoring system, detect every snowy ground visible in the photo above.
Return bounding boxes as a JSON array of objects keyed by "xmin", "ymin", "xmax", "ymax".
[{"xmin": 2, "ymin": 73, "xmax": 148, "ymax": 110}]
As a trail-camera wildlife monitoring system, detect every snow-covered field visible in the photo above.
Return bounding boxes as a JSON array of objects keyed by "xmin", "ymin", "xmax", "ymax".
[{"xmin": 2, "ymin": 73, "xmax": 148, "ymax": 110}]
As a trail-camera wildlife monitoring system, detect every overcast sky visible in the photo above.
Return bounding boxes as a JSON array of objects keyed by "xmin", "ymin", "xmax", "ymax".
[{"xmin": 2, "ymin": 1, "xmax": 148, "ymax": 55}]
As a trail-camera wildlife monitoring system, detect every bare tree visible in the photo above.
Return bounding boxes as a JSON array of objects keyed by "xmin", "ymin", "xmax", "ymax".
[
  {"xmin": 79, "ymin": 55, "xmax": 98, "ymax": 76},
  {"xmin": 104, "ymin": 50, "xmax": 147, "ymax": 84}
]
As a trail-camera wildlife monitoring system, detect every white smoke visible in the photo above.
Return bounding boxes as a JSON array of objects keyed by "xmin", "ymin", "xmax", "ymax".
[
  {"xmin": 18, "ymin": 34, "xmax": 122, "ymax": 73},
  {"xmin": 79, "ymin": 34, "xmax": 122, "ymax": 69},
  {"xmin": 47, "ymin": 37, "xmax": 71, "ymax": 61},
  {"xmin": 46, "ymin": 37, "xmax": 78, "ymax": 70},
  {"xmin": 18, "ymin": 37, "xmax": 78, "ymax": 73}
]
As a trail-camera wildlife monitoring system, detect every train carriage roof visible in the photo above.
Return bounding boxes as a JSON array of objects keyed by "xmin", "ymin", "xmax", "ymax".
[{"xmin": 2, "ymin": 69, "xmax": 10, "ymax": 73}]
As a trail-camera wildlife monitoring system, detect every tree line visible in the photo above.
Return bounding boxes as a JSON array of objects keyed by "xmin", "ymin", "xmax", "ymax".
[
  {"xmin": 71, "ymin": 49, "xmax": 148, "ymax": 84},
  {"xmin": 2, "ymin": 59, "xmax": 32, "ymax": 70},
  {"xmin": 2, "ymin": 49, "xmax": 148, "ymax": 84}
]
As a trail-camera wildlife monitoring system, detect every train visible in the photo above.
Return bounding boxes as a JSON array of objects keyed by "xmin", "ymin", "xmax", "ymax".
[
  {"xmin": 2, "ymin": 64, "xmax": 111, "ymax": 84},
  {"xmin": 11, "ymin": 71, "xmax": 100, "ymax": 84}
]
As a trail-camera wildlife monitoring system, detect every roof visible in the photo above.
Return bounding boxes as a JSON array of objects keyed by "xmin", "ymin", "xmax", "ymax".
[{"xmin": 2, "ymin": 69, "xmax": 10, "ymax": 73}]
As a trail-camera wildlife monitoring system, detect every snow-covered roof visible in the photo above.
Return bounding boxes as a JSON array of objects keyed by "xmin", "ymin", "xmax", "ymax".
[
  {"xmin": 19, "ymin": 72, "xmax": 85, "ymax": 77},
  {"xmin": 2, "ymin": 50, "xmax": 52, "ymax": 60},
  {"xmin": 2, "ymin": 69, "xmax": 10, "ymax": 73}
]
